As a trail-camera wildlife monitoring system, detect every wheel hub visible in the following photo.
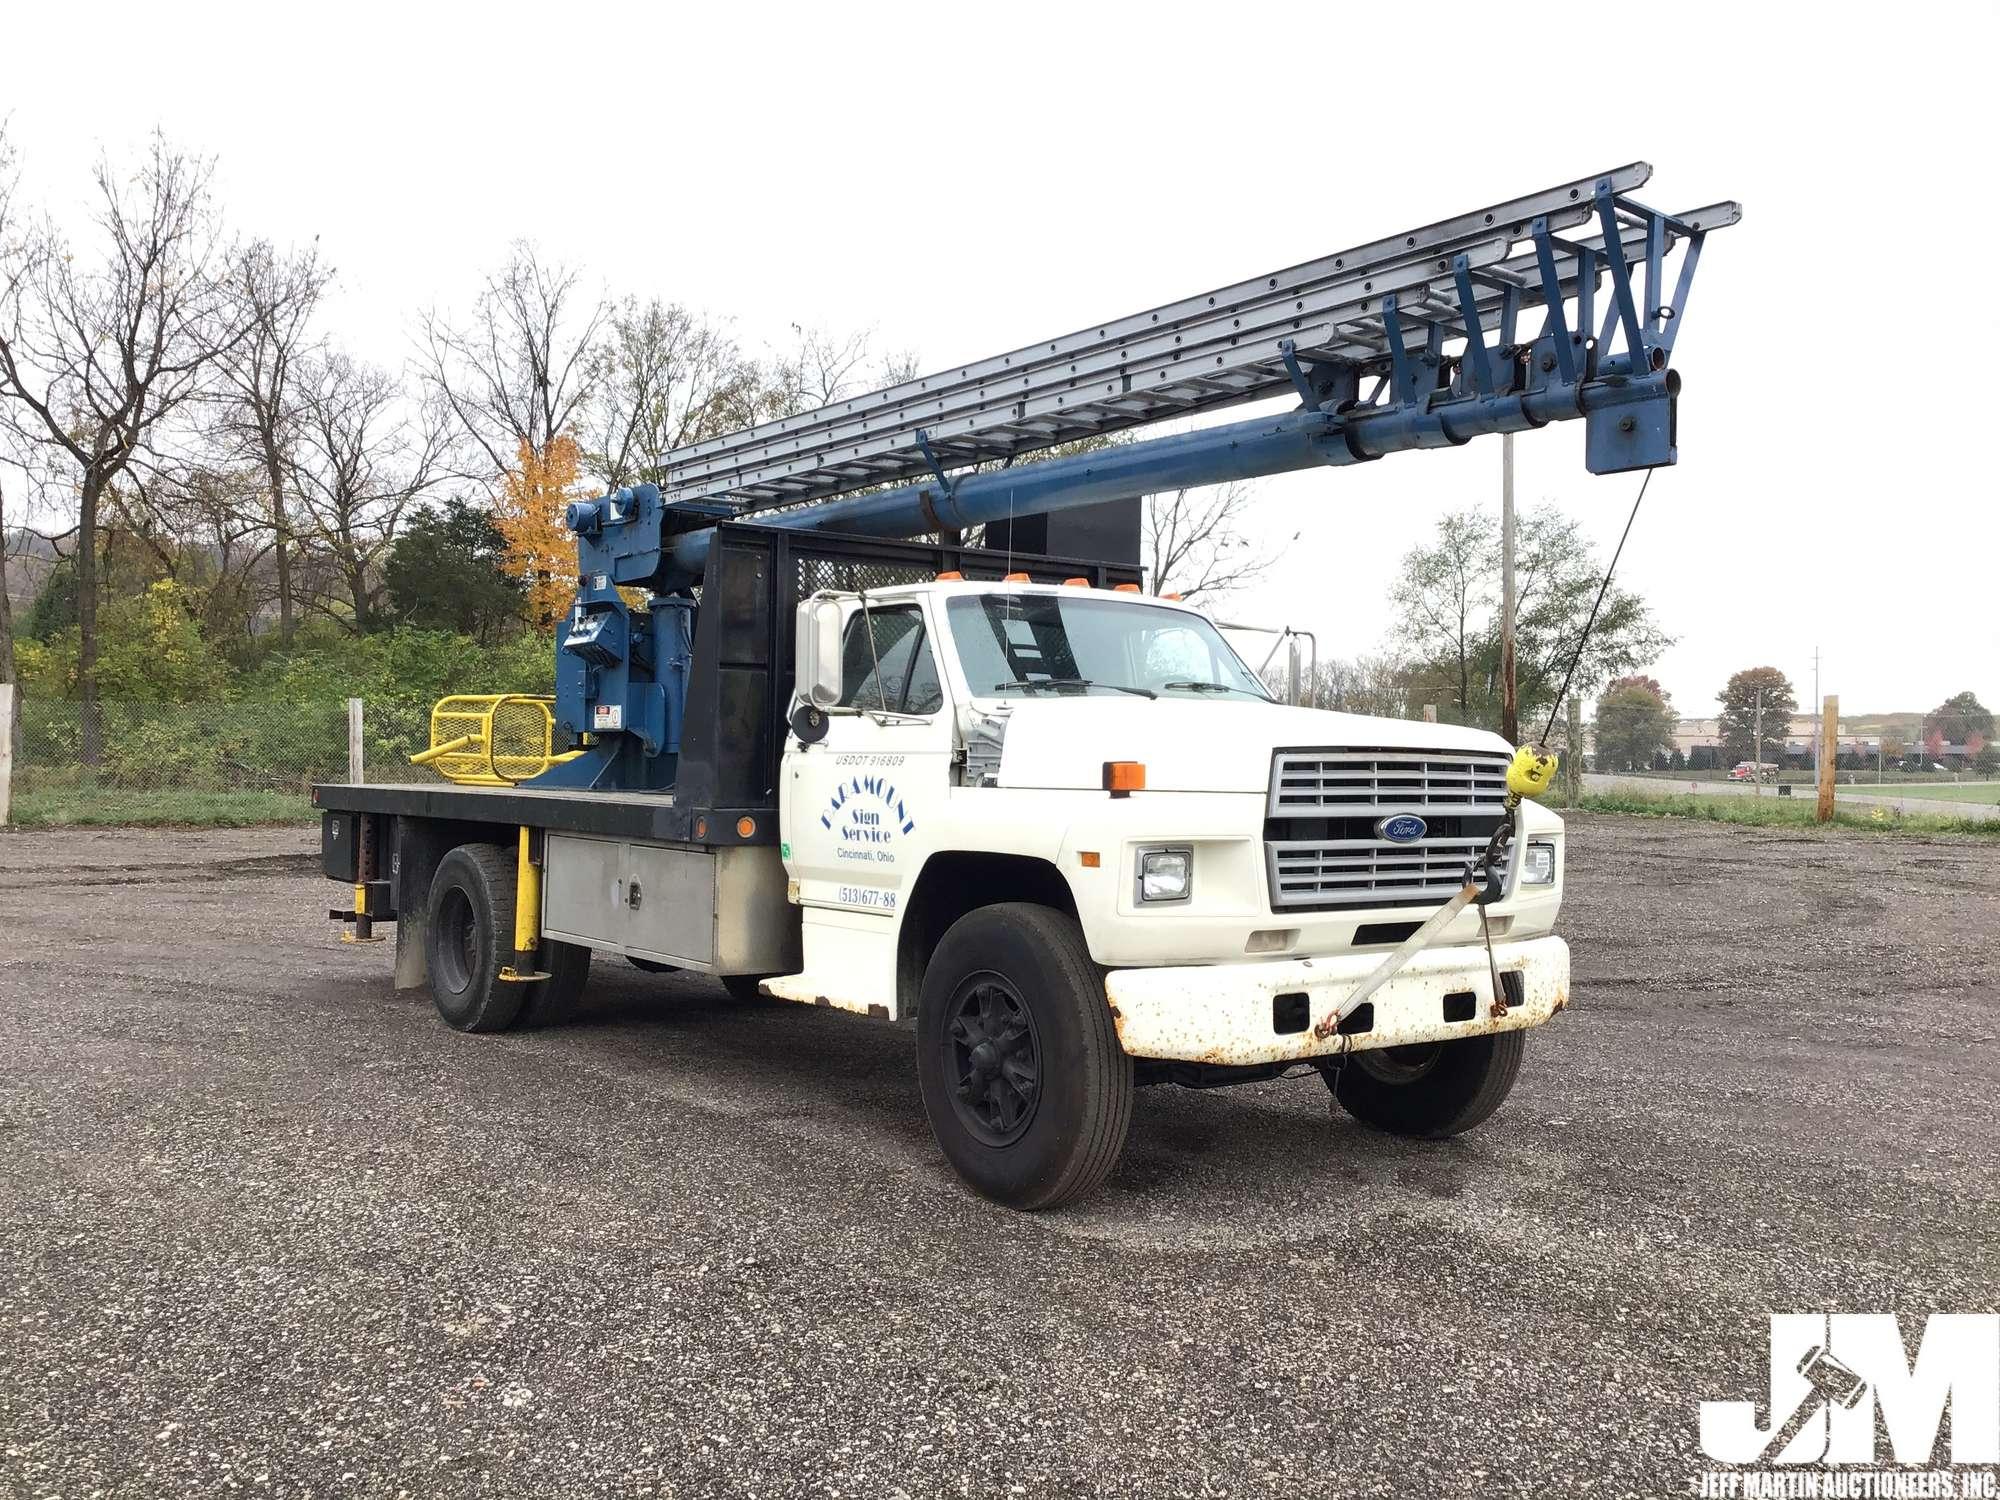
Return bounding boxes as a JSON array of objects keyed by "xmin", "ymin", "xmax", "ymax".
[{"xmin": 942, "ymin": 976, "xmax": 1042, "ymax": 1147}]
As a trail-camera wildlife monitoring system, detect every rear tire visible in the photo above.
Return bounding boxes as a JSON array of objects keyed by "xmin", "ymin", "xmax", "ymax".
[
  {"xmin": 915, "ymin": 903, "xmax": 1132, "ymax": 1210},
  {"xmin": 719, "ymin": 974, "xmax": 770, "ymax": 1002},
  {"xmin": 424, "ymin": 844, "xmax": 528, "ymax": 1034},
  {"xmin": 628, "ymin": 956, "xmax": 677, "ymax": 975},
  {"xmin": 1324, "ymin": 1030, "xmax": 1524, "ymax": 1138},
  {"xmin": 517, "ymin": 940, "xmax": 592, "ymax": 1028}
]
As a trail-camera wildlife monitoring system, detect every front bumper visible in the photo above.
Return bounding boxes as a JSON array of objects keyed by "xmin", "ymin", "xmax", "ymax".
[{"xmin": 1103, "ymin": 934, "xmax": 1569, "ymax": 1065}]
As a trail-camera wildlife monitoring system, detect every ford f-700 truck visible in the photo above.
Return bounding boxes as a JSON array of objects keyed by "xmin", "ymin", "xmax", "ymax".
[
  {"xmin": 321, "ymin": 527, "xmax": 1563, "ymax": 1209},
  {"xmin": 318, "ymin": 166, "xmax": 1731, "ymax": 1207}
]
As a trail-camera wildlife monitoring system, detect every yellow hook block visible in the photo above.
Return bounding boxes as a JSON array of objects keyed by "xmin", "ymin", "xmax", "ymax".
[{"xmin": 1506, "ymin": 743, "xmax": 1559, "ymax": 801}]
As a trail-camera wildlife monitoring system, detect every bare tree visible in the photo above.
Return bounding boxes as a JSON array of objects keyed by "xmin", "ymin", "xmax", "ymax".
[
  {"xmin": 580, "ymin": 298, "xmax": 764, "ymax": 489},
  {"xmin": 1144, "ymin": 479, "xmax": 1283, "ymax": 602},
  {"xmin": 0, "ymin": 131, "xmax": 237, "ymax": 756},
  {"xmin": 420, "ymin": 242, "xmax": 607, "ymax": 483},
  {"xmin": 1312, "ymin": 654, "xmax": 1414, "ymax": 716},
  {"xmin": 105, "ymin": 459, "xmax": 278, "ymax": 641},
  {"xmin": 0, "ymin": 460, "xmax": 16, "ymax": 682},
  {"xmin": 762, "ymin": 323, "xmax": 874, "ymax": 418},
  {"xmin": 217, "ymin": 238, "xmax": 332, "ymax": 643},
  {"xmin": 0, "ymin": 134, "xmax": 16, "ymax": 684},
  {"xmin": 0, "ymin": 433, "xmax": 69, "ymax": 668},
  {"xmin": 1389, "ymin": 509, "xmax": 1494, "ymax": 721},
  {"xmin": 290, "ymin": 354, "xmax": 446, "ymax": 633},
  {"xmin": 1256, "ymin": 654, "xmax": 1412, "ymax": 716}
]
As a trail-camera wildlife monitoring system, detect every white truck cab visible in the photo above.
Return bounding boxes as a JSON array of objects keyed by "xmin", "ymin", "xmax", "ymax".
[{"xmin": 772, "ymin": 579, "xmax": 1569, "ymax": 1205}]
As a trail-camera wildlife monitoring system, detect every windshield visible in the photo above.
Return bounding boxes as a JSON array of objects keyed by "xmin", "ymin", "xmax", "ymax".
[{"xmin": 944, "ymin": 592, "xmax": 1271, "ymax": 700}]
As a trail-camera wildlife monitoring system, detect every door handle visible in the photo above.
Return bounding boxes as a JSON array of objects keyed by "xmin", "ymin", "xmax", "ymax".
[{"xmin": 627, "ymin": 879, "xmax": 643, "ymax": 910}]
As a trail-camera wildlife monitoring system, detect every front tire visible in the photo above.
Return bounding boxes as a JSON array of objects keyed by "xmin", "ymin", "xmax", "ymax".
[
  {"xmin": 915, "ymin": 903, "xmax": 1132, "ymax": 1210},
  {"xmin": 1323, "ymin": 1030, "xmax": 1524, "ymax": 1138}
]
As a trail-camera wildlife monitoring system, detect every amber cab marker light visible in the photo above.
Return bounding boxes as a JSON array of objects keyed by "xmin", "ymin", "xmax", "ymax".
[
  {"xmin": 1103, "ymin": 761, "xmax": 1146, "ymax": 797},
  {"xmin": 1078, "ymin": 851, "xmax": 1102, "ymax": 868},
  {"xmin": 694, "ymin": 816, "xmax": 708, "ymax": 838},
  {"xmin": 736, "ymin": 816, "xmax": 756, "ymax": 838},
  {"xmin": 1113, "ymin": 582, "xmax": 1141, "ymax": 593},
  {"xmin": 936, "ymin": 570, "xmax": 963, "ymax": 581},
  {"xmin": 1163, "ymin": 592, "xmax": 1183, "ymax": 601},
  {"xmin": 1063, "ymin": 577, "xmax": 1089, "ymax": 587},
  {"xmin": 1002, "ymin": 571, "xmax": 1030, "ymax": 582}
]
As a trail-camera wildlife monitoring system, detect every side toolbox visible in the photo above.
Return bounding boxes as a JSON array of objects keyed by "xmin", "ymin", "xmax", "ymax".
[{"xmin": 542, "ymin": 834, "xmax": 799, "ymax": 974}]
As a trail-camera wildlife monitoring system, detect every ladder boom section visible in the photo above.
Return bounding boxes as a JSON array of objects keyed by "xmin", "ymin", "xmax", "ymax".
[{"xmin": 658, "ymin": 164, "xmax": 1736, "ymax": 512}]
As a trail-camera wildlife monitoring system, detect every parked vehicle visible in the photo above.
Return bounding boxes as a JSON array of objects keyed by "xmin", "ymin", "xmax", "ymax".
[{"xmin": 316, "ymin": 165, "xmax": 1735, "ymax": 1207}]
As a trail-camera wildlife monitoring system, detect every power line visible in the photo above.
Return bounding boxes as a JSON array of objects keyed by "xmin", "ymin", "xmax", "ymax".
[{"xmin": 1539, "ymin": 465, "xmax": 1654, "ymax": 747}]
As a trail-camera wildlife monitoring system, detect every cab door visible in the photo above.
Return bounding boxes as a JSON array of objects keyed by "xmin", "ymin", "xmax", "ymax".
[{"xmin": 784, "ymin": 601, "xmax": 954, "ymax": 921}]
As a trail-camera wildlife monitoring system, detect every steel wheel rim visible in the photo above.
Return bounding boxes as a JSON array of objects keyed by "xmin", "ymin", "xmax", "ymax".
[
  {"xmin": 436, "ymin": 887, "xmax": 477, "ymax": 993},
  {"xmin": 1354, "ymin": 1041, "xmax": 1444, "ymax": 1085},
  {"xmin": 942, "ymin": 971, "xmax": 1042, "ymax": 1147}
]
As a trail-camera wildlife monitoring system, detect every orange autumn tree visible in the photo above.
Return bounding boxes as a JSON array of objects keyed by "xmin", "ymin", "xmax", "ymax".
[{"xmin": 493, "ymin": 435, "xmax": 586, "ymax": 628}]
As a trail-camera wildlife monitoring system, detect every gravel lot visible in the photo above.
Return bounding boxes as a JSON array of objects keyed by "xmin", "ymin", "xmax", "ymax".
[{"xmin": 3, "ymin": 815, "xmax": 1996, "ymax": 1498}]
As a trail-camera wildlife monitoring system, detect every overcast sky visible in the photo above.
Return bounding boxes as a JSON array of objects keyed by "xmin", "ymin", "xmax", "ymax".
[{"xmin": 5, "ymin": 2, "xmax": 1994, "ymax": 718}]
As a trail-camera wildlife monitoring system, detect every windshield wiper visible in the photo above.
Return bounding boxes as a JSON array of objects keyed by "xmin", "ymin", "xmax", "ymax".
[
  {"xmin": 1162, "ymin": 680, "xmax": 1270, "ymax": 699},
  {"xmin": 995, "ymin": 677, "xmax": 1157, "ymax": 700}
]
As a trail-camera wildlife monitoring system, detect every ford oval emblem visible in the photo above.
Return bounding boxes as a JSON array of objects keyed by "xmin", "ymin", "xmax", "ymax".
[{"xmin": 1375, "ymin": 814, "xmax": 1427, "ymax": 844}]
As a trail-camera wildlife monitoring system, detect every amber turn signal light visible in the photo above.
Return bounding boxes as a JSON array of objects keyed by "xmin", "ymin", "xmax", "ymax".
[{"xmin": 1103, "ymin": 761, "xmax": 1146, "ymax": 796}]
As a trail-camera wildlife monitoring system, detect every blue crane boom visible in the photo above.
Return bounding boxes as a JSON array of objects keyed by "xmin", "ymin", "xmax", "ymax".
[
  {"xmin": 646, "ymin": 166, "xmax": 1735, "ymax": 585},
  {"xmin": 541, "ymin": 166, "xmax": 1737, "ymax": 789}
]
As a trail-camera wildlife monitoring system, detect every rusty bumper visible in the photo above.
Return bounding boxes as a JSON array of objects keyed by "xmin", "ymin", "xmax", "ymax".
[{"xmin": 1102, "ymin": 935, "xmax": 1569, "ymax": 1065}]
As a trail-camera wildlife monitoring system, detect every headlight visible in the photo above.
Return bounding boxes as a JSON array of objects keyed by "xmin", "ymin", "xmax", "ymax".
[
  {"xmin": 1521, "ymin": 840, "xmax": 1557, "ymax": 886},
  {"xmin": 1136, "ymin": 846, "xmax": 1192, "ymax": 903}
]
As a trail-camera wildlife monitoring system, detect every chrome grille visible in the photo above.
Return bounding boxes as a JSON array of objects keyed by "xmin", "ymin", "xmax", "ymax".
[
  {"xmin": 1265, "ymin": 746, "xmax": 1511, "ymax": 910},
  {"xmin": 1270, "ymin": 748, "xmax": 1511, "ymax": 813},
  {"xmin": 1267, "ymin": 837, "xmax": 1508, "ymax": 909}
]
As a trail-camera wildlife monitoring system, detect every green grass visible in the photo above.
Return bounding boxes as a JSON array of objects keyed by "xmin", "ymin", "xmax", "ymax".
[
  {"xmin": 1554, "ymin": 787, "xmax": 1999, "ymax": 837},
  {"xmin": 1838, "ymin": 781, "xmax": 2000, "ymax": 805},
  {"xmin": 6, "ymin": 787, "xmax": 316, "ymax": 828}
]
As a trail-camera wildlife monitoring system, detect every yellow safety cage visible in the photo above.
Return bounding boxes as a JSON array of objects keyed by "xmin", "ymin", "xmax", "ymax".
[{"xmin": 410, "ymin": 694, "xmax": 583, "ymax": 786}]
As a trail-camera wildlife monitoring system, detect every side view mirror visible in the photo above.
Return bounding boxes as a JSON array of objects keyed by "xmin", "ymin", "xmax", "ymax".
[{"xmin": 796, "ymin": 598, "xmax": 846, "ymax": 709}]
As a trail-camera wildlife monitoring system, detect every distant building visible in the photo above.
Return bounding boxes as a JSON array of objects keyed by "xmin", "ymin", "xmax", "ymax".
[{"xmin": 1669, "ymin": 712, "xmax": 1974, "ymax": 769}]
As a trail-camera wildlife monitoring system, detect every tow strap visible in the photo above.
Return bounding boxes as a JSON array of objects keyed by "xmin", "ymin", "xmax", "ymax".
[
  {"xmin": 1310, "ymin": 745, "xmax": 1554, "ymax": 1041},
  {"xmin": 1308, "ymin": 465, "xmax": 1655, "ymax": 1043}
]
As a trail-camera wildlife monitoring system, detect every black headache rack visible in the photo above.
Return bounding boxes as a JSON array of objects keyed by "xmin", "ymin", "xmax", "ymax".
[{"xmin": 314, "ymin": 523, "xmax": 1143, "ymax": 848}]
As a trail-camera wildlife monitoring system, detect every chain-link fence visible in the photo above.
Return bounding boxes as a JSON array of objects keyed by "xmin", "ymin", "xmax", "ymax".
[{"xmin": 6, "ymin": 696, "xmax": 448, "ymax": 825}]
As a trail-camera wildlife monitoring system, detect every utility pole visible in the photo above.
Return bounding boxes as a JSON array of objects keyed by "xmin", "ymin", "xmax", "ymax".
[
  {"xmin": 1811, "ymin": 646, "xmax": 1821, "ymax": 782},
  {"xmin": 1817, "ymin": 694, "xmax": 1838, "ymax": 822},
  {"xmin": 348, "ymin": 698, "xmax": 366, "ymax": 785},
  {"xmin": 1753, "ymin": 686, "xmax": 1764, "ymax": 798},
  {"xmin": 1500, "ymin": 432, "xmax": 1518, "ymax": 745},
  {"xmin": 0, "ymin": 683, "xmax": 14, "ymax": 827},
  {"xmin": 1565, "ymin": 697, "xmax": 1583, "ymax": 806}
]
